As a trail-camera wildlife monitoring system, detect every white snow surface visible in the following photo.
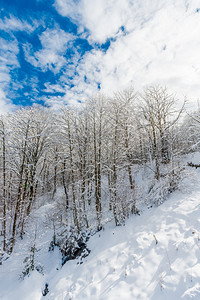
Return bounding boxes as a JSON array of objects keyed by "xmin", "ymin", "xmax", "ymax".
[{"xmin": 1, "ymin": 165, "xmax": 200, "ymax": 299}]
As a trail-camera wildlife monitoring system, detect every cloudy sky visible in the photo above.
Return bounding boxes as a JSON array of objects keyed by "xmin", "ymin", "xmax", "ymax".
[{"xmin": 0, "ymin": 0, "xmax": 200, "ymax": 112}]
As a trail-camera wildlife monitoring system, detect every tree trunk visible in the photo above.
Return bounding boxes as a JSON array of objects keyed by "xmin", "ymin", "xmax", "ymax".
[
  {"xmin": 10, "ymin": 120, "xmax": 30, "ymax": 253},
  {"xmin": 62, "ymin": 158, "xmax": 69, "ymax": 210},
  {"xmin": 67, "ymin": 119, "xmax": 79, "ymax": 232},
  {"xmin": 93, "ymin": 112, "xmax": 102, "ymax": 230},
  {"xmin": 2, "ymin": 123, "xmax": 6, "ymax": 251}
]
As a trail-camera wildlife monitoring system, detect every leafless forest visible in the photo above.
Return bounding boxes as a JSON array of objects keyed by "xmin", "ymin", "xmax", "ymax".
[{"xmin": 0, "ymin": 86, "xmax": 199, "ymax": 257}]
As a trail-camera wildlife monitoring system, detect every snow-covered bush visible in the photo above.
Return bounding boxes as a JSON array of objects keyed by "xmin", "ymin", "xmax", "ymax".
[{"xmin": 20, "ymin": 242, "xmax": 43, "ymax": 279}]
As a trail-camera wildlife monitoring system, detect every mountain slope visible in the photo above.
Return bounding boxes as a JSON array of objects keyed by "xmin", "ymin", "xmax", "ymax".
[
  {"xmin": 1, "ymin": 167, "xmax": 200, "ymax": 300},
  {"xmin": 47, "ymin": 168, "xmax": 200, "ymax": 300}
]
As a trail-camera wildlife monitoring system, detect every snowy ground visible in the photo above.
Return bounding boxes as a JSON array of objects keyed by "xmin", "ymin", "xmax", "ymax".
[{"xmin": 1, "ymin": 163, "xmax": 200, "ymax": 299}]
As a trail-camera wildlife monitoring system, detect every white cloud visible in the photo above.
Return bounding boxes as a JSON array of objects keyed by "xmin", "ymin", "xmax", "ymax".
[
  {"xmin": 39, "ymin": 27, "xmax": 73, "ymax": 52},
  {"xmin": 0, "ymin": 37, "xmax": 19, "ymax": 113},
  {"xmin": 43, "ymin": 83, "xmax": 66, "ymax": 93},
  {"xmin": 54, "ymin": 0, "xmax": 80, "ymax": 21},
  {"xmin": 0, "ymin": 15, "xmax": 36, "ymax": 33},
  {"xmin": 0, "ymin": 37, "xmax": 19, "ymax": 69},
  {"xmin": 52, "ymin": 0, "xmax": 200, "ymax": 107},
  {"xmin": 0, "ymin": 89, "xmax": 15, "ymax": 114},
  {"xmin": 23, "ymin": 27, "xmax": 75, "ymax": 73},
  {"xmin": 54, "ymin": 0, "xmax": 168, "ymax": 44},
  {"xmin": 0, "ymin": 14, "xmax": 43, "ymax": 113}
]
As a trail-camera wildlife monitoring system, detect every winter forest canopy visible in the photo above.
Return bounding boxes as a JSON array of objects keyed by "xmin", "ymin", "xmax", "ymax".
[{"xmin": 1, "ymin": 85, "xmax": 199, "ymax": 260}]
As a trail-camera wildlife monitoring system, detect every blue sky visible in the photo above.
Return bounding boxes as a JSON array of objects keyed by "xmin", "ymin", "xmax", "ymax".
[
  {"xmin": 0, "ymin": 0, "xmax": 200, "ymax": 112},
  {"xmin": 0, "ymin": 0, "xmax": 95, "ymax": 109}
]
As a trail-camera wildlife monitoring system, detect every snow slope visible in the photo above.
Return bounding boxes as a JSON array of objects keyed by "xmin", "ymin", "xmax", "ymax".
[{"xmin": 1, "ymin": 166, "xmax": 200, "ymax": 299}]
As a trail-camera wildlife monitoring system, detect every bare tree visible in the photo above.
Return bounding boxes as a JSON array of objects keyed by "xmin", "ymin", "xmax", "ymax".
[
  {"xmin": 140, "ymin": 86, "xmax": 185, "ymax": 180},
  {"xmin": 0, "ymin": 117, "xmax": 7, "ymax": 251}
]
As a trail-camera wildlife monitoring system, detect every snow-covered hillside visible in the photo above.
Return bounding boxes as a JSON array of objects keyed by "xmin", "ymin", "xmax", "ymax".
[{"xmin": 1, "ymin": 165, "xmax": 200, "ymax": 299}]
